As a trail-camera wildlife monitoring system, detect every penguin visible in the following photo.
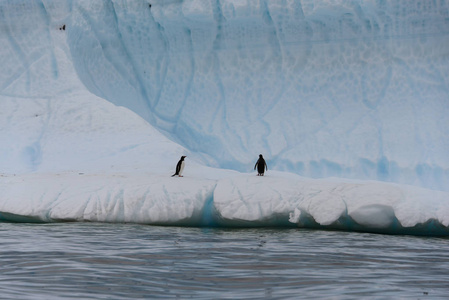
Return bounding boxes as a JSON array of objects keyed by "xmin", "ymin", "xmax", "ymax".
[
  {"xmin": 254, "ymin": 154, "xmax": 267, "ymax": 176},
  {"xmin": 171, "ymin": 156, "xmax": 186, "ymax": 177}
]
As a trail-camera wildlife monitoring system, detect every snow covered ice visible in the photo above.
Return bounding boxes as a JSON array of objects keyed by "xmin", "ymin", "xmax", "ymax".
[{"xmin": 0, "ymin": 0, "xmax": 448, "ymax": 235}]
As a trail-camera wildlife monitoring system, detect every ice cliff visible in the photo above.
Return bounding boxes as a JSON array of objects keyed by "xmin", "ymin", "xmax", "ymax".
[
  {"xmin": 1, "ymin": 0, "xmax": 448, "ymax": 190},
  {"xmin": 67, "ymin": 0, "xmax": 449, "ymax": 190}
]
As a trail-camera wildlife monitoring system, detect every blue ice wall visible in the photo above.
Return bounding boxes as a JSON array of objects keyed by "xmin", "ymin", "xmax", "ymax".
[
  {"xmin": 1, "ymin": 0, "xmax": 448, "ymax": 191},
  {"xmin": 66, "ymin": 0, "xmax": 449, "ymax": 190}
]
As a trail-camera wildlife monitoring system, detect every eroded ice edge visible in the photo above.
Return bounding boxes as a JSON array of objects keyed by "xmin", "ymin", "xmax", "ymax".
[{"xmin": 1, "ymin": 171, "xmax": 448, "ymax": 236}]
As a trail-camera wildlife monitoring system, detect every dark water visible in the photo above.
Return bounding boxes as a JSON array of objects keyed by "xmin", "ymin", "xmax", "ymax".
[{"xmin": 1, "ymin": 223, "xmax": 448, "ymax": 299}]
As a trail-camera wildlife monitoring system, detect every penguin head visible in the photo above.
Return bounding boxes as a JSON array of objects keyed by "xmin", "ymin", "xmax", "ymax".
[
  {"xmin": 181, "ymin": 156, "xmax": 186, "ymax": 160},
  {"xmin": 259, "ymin": 154, "xmax": 263, "ymax": 158}
]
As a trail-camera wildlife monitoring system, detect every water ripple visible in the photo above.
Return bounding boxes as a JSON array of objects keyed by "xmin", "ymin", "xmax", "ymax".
[{"xmin": 1, "ymin": 223, "xmax": 448, "ymax": 299}]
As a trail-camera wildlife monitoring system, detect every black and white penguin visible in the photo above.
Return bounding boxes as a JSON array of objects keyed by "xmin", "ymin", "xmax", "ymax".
[
  {"xmin": 254, "ymin": 154, "xmax": 267, "ymax": 176},
  {"xmin": 171, "ymin": 156, "xmax": 186, "ymax": 177}
]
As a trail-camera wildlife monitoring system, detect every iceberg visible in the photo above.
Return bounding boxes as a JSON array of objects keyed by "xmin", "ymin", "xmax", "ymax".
[{"xmin": 0, "ymin": 0, "xmax": 448, "ymax": 235}]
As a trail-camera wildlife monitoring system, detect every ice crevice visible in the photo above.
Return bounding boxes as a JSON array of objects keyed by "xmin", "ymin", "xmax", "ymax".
[
  {"xmin": 37, "ymin": 0, "xmax": 59, "ymax": 80},
  {"xmin": 175, "ymin": 27, "xmax": 195, "ymax": 126},
  {"xmin": 148, "ymin": 10, "xmax": 169, "ymax": 112},
  {"xmin": 109, "ymin": 0, "xmax": 152, "ymax": 113},
  {"xmin": 92, "ymin": 6, "xmax": 142, "ymax": 101}
]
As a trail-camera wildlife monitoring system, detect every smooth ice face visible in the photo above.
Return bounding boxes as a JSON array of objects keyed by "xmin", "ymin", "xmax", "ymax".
[
  {"xmin": 1, "ymin": 0, "xmax": 448, "ymax": 191},
  {"xmin": 0, "ymin": 0, "xmax": 449, "ymax": 194},
  {"xmin": 65, "ymin": 0, "xmax": 449, "ymax": 190}
]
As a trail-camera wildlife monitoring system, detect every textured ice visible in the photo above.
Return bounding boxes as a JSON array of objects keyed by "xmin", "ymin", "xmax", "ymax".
[
  {"xmin": 0, "ymin": 0, "xmax": 448, "ymax": 235},
  {"xmin": 1, "ymin": 171, "xmax": 448, "ymax": 235}
]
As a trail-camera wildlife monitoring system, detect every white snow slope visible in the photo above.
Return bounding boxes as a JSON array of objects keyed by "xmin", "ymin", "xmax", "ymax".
[{"xmin": 0, "ymin": 0, "xmax": 448, "ymax": 235}]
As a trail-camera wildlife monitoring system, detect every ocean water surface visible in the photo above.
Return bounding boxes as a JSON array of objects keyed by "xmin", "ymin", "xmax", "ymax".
[{"xmin": 1, "ymin": 223, "xmax": 448, "ymax": 299}]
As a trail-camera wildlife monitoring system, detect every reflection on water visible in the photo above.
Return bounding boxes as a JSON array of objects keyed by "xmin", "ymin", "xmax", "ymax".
[{"xmin": 1, "ymin": 223, "xmax": 448, "ymax": 299}]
